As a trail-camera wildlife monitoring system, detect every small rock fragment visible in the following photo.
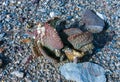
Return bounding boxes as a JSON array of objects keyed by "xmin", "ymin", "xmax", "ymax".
[
  {"xmin": 50, "ymin": 12, "xmax": 56, "ymax": 18},
  {"xmin": 20, "ymin": 38, "xmax": 31, "ymax": 43},
  {"xmin": 63, "ymin": 48, "xmax": 85, "ymax": 62},
  {"xmin": 25, "ymin": 77, "xmax": 32, "ymax": 82},
  {"xmin": 0, "ymin": 59, "xmax": 2, "ymax": 67},
  {"xmin": 96, "ymin": 12, "xmax": 107, "ymax": 21},
  {"xmin": 82, "ymin": 9, "xmax": 105, "ymax": 33},
  {"xmin": 0, "ymin": 23, "xmax": 3, "ymax": 30},
  {"xmin": 32, "ymin": 0, "xmax": 40, "ymax": 4},
  {"xmin": 59, "ymin": 62, "xmax": 106, "ymax": 82},
  {"xmin": 21, "ymin": 55, "xmax": 33, "ymax": 64},
  {"xmin": 0, "ymin": 33, "xmax": 5, "ymax": 38},
  {"xmin": 0, "ymin": 47, "xmax": 4, "ymax": 53},
  {"xmin": 49, "ymin": 11, "xmax": 61, "ymax": 18},
  {"xmin": 11, "ymin": 71, "xmax": 24, "ymax": 78}
]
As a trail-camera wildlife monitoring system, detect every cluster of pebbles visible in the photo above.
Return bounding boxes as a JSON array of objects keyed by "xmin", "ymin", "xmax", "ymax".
[{"xmin": 0, "ymin": 0, "xmax": 120, "ymax": 82}]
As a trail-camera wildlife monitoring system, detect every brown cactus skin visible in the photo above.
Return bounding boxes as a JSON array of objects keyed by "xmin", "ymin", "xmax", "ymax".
[
  {"xmin": 43, "ymin": 23, "xmax": 64, "ymax": 50},
  {"xmin": 36, "ymin": 23, "xmax": 64, "ymax": 51},
  {"xmin": 27, "ymin": 17, "xmax": 95, "ymax": 64},
  {"xmin": 68, "ymin": 32, "xmax": 93, "ymax": 49},
  {"xmin": 64, "ymin": 28, "xmax": 82, "ymax": 36},
  {"xmin": 63, "ymin": 48, "xmax": 85, "ymax": 62}
]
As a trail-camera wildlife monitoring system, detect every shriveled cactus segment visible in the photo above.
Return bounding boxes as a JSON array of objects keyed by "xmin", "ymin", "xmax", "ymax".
[
  {"xmin": 68, "ymin": 32, "xmax": 93, "ymax": 49},
  {"xmin": 40, "ymin": 23, "xmax": 64, "ymax": 51},
  {"xmin": 64, "ymin": 28, "xmax": 82, "ymax": 36}
]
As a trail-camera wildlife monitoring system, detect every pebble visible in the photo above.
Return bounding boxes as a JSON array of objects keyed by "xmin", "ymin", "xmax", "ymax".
[
  {"xmin": 59, "ymin": 62, "xmax": 106, "ymax": 82},
  {"xmin": 0, "ymin": 33, "xmax": 5, "ymax": 39},
  {"xmin": 82, "ymin": 9, "xmax": 105, "ymax": 33},
  {"xmin": 96, "ymin": 12, "xmax": 107, "ymax": 21},
  {"xmin": 3, "ymin": 70, "xmax": 9, "ymax": 75},
  {"xmin": 116, "ymin": 9, "xmax": 120, "ymax": 17},
  {"xmin": 116, "ymin": 41, "xmax": 120, "ymax": 48},
  {"xmin": 0, "ymin": 59, "xmax": 2, "ymax": 67},
  {"xmin": 50, "ymin": 12, "xmax": 55, "ymax": 18},
  {"xmin": 24, "ymin": 78, "xmax": 32, "ymax": 82},
  {"xmin": 2, "ymin": 0, "xmax": 9, "ymax": 6},
  {"xmin": 11, "ymin": 71, "xmax": 24, "ymax": 78},
  {"xmin": 0, "ymin": 47, "xmax": 4, "ymax": 53},
  {"xmin": 0, "ymin": 23, "xmax": 3, "ymax": 31},
  {"xmin": 21, "ymin": 55, "xmax": 33, "ymax": 64},
  {"xmin": 66, "ymin": 16, "xmax": 73, "ymax": 20},
  {"xmin": 32, "ymin": 0, "xmax": 40, "ymax": 4},
  {"xmin": 49, "ymin": 10, "xmax": 61, "ymax": 18}
]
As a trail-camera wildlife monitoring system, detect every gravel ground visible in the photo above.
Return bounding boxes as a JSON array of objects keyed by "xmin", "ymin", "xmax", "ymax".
[{"xmin": 0, "ymin": 0, "xmax": 120, "ymax": 82}]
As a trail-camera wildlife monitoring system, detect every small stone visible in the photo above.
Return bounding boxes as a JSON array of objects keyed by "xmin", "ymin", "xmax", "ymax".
[
  {"xmin": 116, "ymin": 9, "xmax": 120, "ymax": 17},
  {"xmin": 32, "ymin": 0, "xmax": 40, "ymax": 4},
  {"xmin": 11, "ymin": 71, "xmax": 24, "ymax": 78},
  {"xmin": 50, "ymin": 12, "xmax": 56, "ymax": 18},
  {"xmin": 96, "ymin": 12, "xmax": 107, "ymax": 21},
  {"xmin": 66, "ymin": 16, "xmax": 73, "ymax": 20},
  {"xmin": 82, "ymin": 9, "xmax": 105, "ymax": 33},
  {"xmin": 59, "ymin": 62, "xmax": 106, "ymax": 82},
  {"xmin": 0, "ymin": 59, "xmax": 2, "ymax": 67},
  {"xmin": 24, "ymin": 78, "xmax": 32, "ymax": 82},
  {"xmin": 21, "ymin": 55, "xmax": 33, "ymax": 64},
  {"xmin": 0, "ymin": 47, "xmax": 4, "ymax": 53},
  {"xmin": 49, "ymin": 10, "xmax": 61, "ymax": 18},
  {"xmin": 115, "ymin": 41, "xmax": 120, "ymax": 48},
  {"xmin": 0, "ymin": 23, "xmax": 3, "ymax": 30},
  {"xmin": 0, "ymin": 33, "xmax": 5, "ymax": 38},
  {"xmin": 17, "ymin": 1, "xmax": 21, "ymax": 4},
  {"xmin": 2, "ymin": 0, "xmax": 9, "ymax": 6}
]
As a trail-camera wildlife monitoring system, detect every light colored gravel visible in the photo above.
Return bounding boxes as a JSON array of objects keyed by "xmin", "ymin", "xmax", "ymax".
[{"xmin": 0, "ymin": 0, "xmax": 120, "ymax": 82}]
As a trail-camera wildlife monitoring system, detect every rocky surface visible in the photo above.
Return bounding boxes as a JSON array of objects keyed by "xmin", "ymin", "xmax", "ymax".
[
  {"xmin": 59, "ymin": 62, "xmax": 106, "ymax": 82},
  {"xmin": 11, "ymin": 71, "xmax": 24, "ymax": 78},
  {"xmin": 82, "ymin": 9, "xmax": 105, "ymax": 33},
  {"xmin": 0, "ymin": 0, "xmax": 119, "ymax": 82}
]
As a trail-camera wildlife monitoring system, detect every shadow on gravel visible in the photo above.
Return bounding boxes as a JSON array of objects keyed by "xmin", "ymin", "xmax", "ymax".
[
  {"xmin": 61, "ymin": 20, "xmax": 115, "ymax": 62},
  {"xmin": 0, "ymin": 54, "xmax": 11, "ymax": 68},
  {"xmin": 81, "ymin": 22, "xmax": 115, "ymax": 62}
]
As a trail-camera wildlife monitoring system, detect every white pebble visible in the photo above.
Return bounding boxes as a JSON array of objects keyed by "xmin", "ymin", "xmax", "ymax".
[
  {"xmin": 17, "ymin": 1, "xmax": 21, "ymax": 4},
  {"xmin": 96, "ymin": 12, "xmax": 107, "ymax": 21},
  {"xmin": 25, "ymin": 78, "xmax": 32, "ymax": 82},
  {"xmin": 50, "ymin": 12, "xmax": 55, "ymax": 18},
  {"xmin": 2, "ymin": 2, "xmax": 7, "ymax": 6},
  {"xmin": 11, "ymin": 71, "xmax": 24, "ymax": 78}
]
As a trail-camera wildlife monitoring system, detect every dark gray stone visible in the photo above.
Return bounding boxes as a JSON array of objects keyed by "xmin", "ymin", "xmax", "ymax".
[
  {"xmin": 82, "ymin": 9, "xmax": 105, "ymax": 33},
  {"xmin": 0, "ymin": 59, "xmax": 2, "ymax": 67}
]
